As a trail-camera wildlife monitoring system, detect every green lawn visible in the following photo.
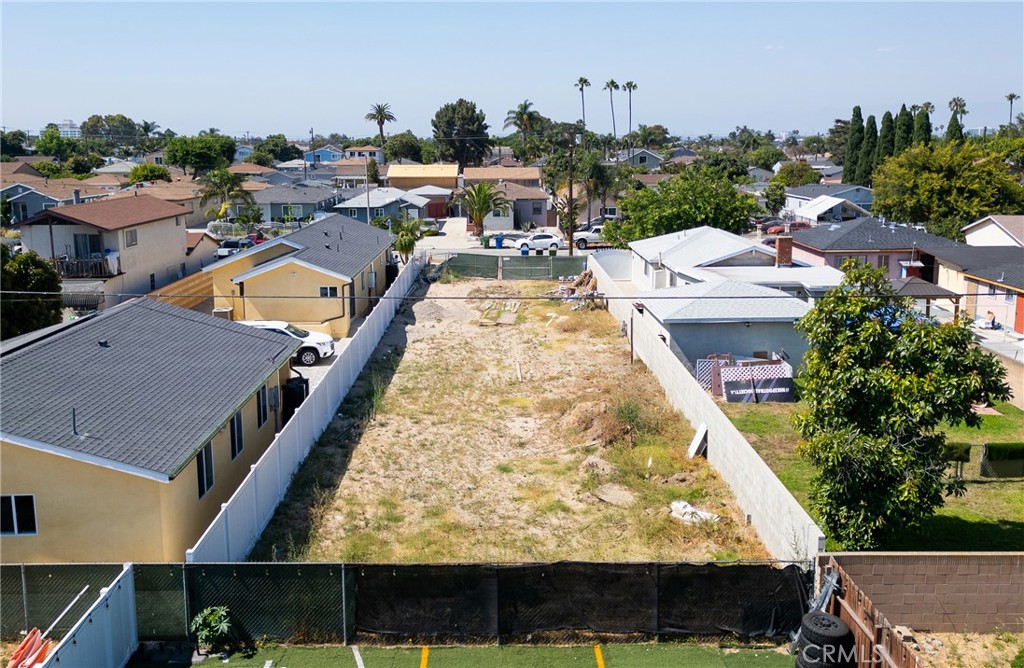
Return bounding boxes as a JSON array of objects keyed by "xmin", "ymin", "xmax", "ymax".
[
  {"xmin": 129, "ymin": 643, "xmax": 793, "ymax": 668},
  {"xmin": 722, "ymin": 400, "xmax": 1024, "ymax": 551}
]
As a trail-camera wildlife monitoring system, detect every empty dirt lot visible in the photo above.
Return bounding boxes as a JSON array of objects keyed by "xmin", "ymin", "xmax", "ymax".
[{"xmin": 252, "ymin": 277, "xmax": 766, "ymax": 563}]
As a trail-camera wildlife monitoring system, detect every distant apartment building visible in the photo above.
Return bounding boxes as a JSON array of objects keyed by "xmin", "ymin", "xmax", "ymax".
[{"xmin": 39, "ymin": 120, "xmax": 81, "ymax": 138}]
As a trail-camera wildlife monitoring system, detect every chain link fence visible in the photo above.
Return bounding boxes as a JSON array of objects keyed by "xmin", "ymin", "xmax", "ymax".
[
  {"xmin": 0, "ymin": 564, "xmax": 122, "ymax": 640},
  {"xmin": 437, "ymin": 253, "xmax": 588, "ymax": 281}
]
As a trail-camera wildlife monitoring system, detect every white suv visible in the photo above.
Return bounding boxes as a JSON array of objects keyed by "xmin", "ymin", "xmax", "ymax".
[{"xmin": 238, "ymin": 320, "xmax": 335, "ymax": 366}]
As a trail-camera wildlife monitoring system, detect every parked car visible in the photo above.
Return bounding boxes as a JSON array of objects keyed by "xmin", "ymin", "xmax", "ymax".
[
  {"xmin": 750, "ymin": 216, "xmax": 783, "ymax": 228},
  {"xmin": 517, "ymin": 233, "xmax": 566, "ymax": 251},
  {"xmin": 573, "ymin": 225, "xmax": 611, "ymax": 250},
  {"xmin": 765, "ymin": 221, "xmax": 811, "ymax": 235},
  {"xmin": 237, "ymin": 320, "xmax": 335, "ymax": 366},
  {"xmin": 216, "ymin": 238, "xmax": 255, "ymax": 259}
]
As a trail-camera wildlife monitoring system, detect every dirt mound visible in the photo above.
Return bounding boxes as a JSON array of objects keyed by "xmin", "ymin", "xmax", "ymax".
[{"xmin": 557, "ymin": 401, "xmax": 625, "ymax": 446}]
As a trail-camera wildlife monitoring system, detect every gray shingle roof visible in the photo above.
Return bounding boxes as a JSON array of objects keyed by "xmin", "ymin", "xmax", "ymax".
[
  {"xmin": 785, "ymin": 184, "xmax": 868, "ymax": 199},
  {"xmin": 252, "ymin": 183, "xmax": 336, "ymax": 204},
  {"xmin": 0, "ymin": 299, "xmax": 300, "ymax": 478},
  {"xmin": 637, "ymin": 281, "xmax": 810, "ymax": 323},
  {"xmin": 792, "ymin": 217, "xmax": 961, "ymax": 252},
  {"xmin": 924, "ymin": 245, "xmax": 1023, "ymax": 274}
]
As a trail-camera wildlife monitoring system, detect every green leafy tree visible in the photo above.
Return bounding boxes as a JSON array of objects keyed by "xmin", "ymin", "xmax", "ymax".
[
  {"xmin": 35, "ymin": 128, "xmax": 77, "ymax": 161},
  {"xmin": 894, "ymin": 104, "xmax": 914, "ymax": 155},
  {"xmin": 854, "ymin": 115, "xmax": 878, "ymax": 185},
  {"xmin": 772, "ymin": 162, "xmax": 820, "ymax": 187},
  {"xmin": 383, "ymin": 131, "xmax": 422, "ymax": 163},
  {"xmin": 431, "ymin": 99, "xmax": 491, "ymax": 171},
  {"xmin": 457, "ymin": 182, "xmax": 509, "ymax": 236},
  {"xmin": 842, "ymin": 106, "xmax": 864, "ymax": 184},
  {"xmin": 764, "ymin": 181, "xmax": 785, "ymax": 216},
  {"xmin": 255, "ymin": 134, "xmax": 303, "ymax": 162},
  {"xmin": 1, "ymin": 194, "xmax": 12, "ymax": 227},
  {"xmin": 872, "ymin": 143, "xmax": 1024, "ymax": 239},
  {"xmin": 825, "ymin": 119, "xmax": 850, "ymax": 165},
  {"xmin": 694, "ymin": 152, "xmax": 748, "ymax": 182},
  {"xmin": 802, "ymin": 135, "xmax": 827, "ymax": 157},
  {"xmin": 1, "ymin": 246, "xmax": 62, "ymax": 340},
  {"xmin": 0, "ymin": 130, "xmax": 28, "ymax": 157},
  {"xmin": 198, "ymin": 169, "xmax": 254, "ymax": 213},
  {"xmin": 747, "ymin": 145, "xmax": 788, "ymax": 170},
  {"xmin": 982, "ymin": 135, "xmax": 1024, "ymax": 171},
  {"xmin": 65, "ymin": 154, "xmax": 104, "ymax": 175},
  {"xmin": 128, "ymin": 163, "xmax": 171, "ymax": 184},
  {"xmin": 605, "ymin": 169, "xmax": 758, "ymax": 244},
  {"xmin": 913, "ymin": 110, "xmax": 932, "ymax": 146},
  {"xmin": 165, "ymin": 135, "xmax": 236, "ymax": 176},
  {"xmin": 367, "ymin": 158, "xmax": 380, "ymax": 185},
  {"xmin": 875, "ymin": 111, "xmax": 895, "ymax": 168},
  {"xmin": 234, "ymin": 204, "xmax": 265, "ymax": 234},
  {"xmin": 945, "ymin": 112, "xmax": 964, "ymax": 143},
  {"xmin": 365, "ymin": 103, "xmax": 396, "ymax": 150},
  {"xmin": 244, "ymin": 149, "xmax": 275, "ymax": 167},
  {"xmin": 795, "ymin": 261, "xmax": 1010, "ymax": 549}
]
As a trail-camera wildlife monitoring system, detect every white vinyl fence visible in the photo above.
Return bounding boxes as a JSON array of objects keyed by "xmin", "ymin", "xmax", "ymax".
[
  {"xmin": 186, "ymin": 256, "xmax": 424, "ymax": 562},
  {"xmin": 41, "ymin": 564, "xmax": 137, "ymax": 668},
  {"xmin": 589, "ymin": 254, "xmax": 825, "ymax": 562}
]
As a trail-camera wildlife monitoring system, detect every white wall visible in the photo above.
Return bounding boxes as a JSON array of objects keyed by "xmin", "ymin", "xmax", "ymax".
[
  {"xmin": 590, "ymin": 254, "xmax": 825, "ymax": 562},
  {"xmin": 964, "ymin": 221, "xmax": 1022, "ymax": 247}
]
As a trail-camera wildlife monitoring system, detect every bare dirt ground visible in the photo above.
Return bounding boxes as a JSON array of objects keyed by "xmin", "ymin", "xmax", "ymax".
[
  {"xmin": 914, "ymin": 631, "xmax": 1023, "ymax": 668},
  {"xmin": 252, "ymin": 277, "xmax": 767, "ymax": 563}
]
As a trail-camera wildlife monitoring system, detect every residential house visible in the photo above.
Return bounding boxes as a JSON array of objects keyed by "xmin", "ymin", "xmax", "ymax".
[
  {"xmin": 477, "ymin": 183, "xmax": 550, "ymax": 232},
  {"xmin": 250, "ymin": 183, "xmax": 343, "ymax": 222},
  {"xmin": 961, "ymin": 215, "xmax": 1024, "ymax": 248},
  {"xmin": 922, "ymin": 245, "xmax": 1024, "ymax": 331},
  {"xmin": 80, "ymin": 173, "xmax": 128, "ymax": 191},
  {"xmin": 142, "ymin": 151, "xmax": 166, "ymax": 166},
  {"xmin": 0, "ymin": 298, "xmax": 299, "ymax": 562},
  {"xmin": 204, "ymin": 214, "xmax": 394, "ymax": 338},
  {"xmin": 485, "ymin": 146, "xmax": 516, "ymax": 165},
  {"xmin": 609, "ymin": 148, "xmax": 664, "ymax": 170},
  {"xmin": 329, "ymin": 159, "xmax": 389, "ymax": 189},
  {"xmin": 791, "ymin": 196, "xmax": 870, "ymax": 224},
  {"xmin": 0, "ymin": 179, "xmax": 110, "ymax": 223},
  {"xmin": 304, "ymin": 145, "xmax": 346, "ymax": 164},
  {"xmin": 747, "ymin": 166, "xmax": 774, "ymax": 182},
  {"xmin": 784, "ymin": 184, "xmax": 873, "ymax": 213},
  {"xmin": 634, "ymin": 173, "xmax": 672, "ymax": 188},
  {"xmin": 407, "ymin": 185, "xmax": 452, "ymax": 220},
  {"xmin": 108, "ymin": 180, "xmax": 213, "ymax": 228},
  {"xmin": 233, "ymin": 145, "xmax": 255, "ymax": 163},
  {"xmin": 635, "ymin": 280, "xmax": 812, "ymax": 364},
  {"xmin": 272, "ymin": 159, "xmax": 335, "ymax": 181},
  {"xmin": 668, "ymin": 147, "xmax": 698, "ymax": 160},
  {"xmin": 335, "ymin": 187, "xmax": 428, "ymax": 224},
  {"xmin": 16, "ymin": 194, "xmax": 191, "ymax": 310},
  {"xmin": 962, "ymin": 262, "xmax": 1024, "ymax": 335},
  {"xmin": 228, "ymin": 163, "xmax": 278, "ymax": 177},
  {"xmin": 462, "ymin": 167, "xmax": 542, "ymax": 188},
  {"xmin": 773, "ymin": 157, "xmax": 838, "ymax": 176},
  {"xmin": 94, "ymin": 160, "xmax": 137, "ymax": 176},
  {"xmin": 1, "ymin": 159, "xmax": 46, "ymax": 178},
  {"xmin": 343, "ymin": 145, "xmax": 385, "ymax": 163},
  {"xmin": 186, "ymin": 230, "xmax": 221, "ymax": 272},
  {"xmin": 790, "ymin": 217, "xmax": 959, "ymax": 280},
  {"xmin": 386, "ymin": 164, "xmax": 459, "ymax": 190}
]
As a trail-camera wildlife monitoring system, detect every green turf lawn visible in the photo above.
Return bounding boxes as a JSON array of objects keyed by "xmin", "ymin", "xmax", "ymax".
[
  {"xmin": 722, "ymin": 399, "xmax": 1024, "ymax": 551},
  {"xmin": 128, "ymin": 643, "xmax": 794, "ymax": 667}
]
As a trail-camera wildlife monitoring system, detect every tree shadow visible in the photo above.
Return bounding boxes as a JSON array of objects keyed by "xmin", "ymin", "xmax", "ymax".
[{"xmin": 884, "ymin": 514, "xmax": 1024, "ymax": 551}]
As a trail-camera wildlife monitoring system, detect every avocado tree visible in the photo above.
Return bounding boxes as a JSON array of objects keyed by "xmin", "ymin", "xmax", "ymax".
[{"xmin": 1, "ymin": 246, "xmax": 62, "ymax": 340}]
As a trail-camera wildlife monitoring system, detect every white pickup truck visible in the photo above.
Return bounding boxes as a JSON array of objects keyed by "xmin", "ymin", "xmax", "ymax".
[{"xmin": 572, "ymin": 225, "xmax": 611, "ymax": 250}]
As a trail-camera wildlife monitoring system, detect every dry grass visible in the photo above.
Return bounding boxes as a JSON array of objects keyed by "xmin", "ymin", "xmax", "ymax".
[{"xmin": 252, "ymin": 279, "xmax": 766, "ymax": 563}]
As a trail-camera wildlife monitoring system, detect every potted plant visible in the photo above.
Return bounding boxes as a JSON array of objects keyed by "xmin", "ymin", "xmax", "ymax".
[{"xmin": 190, "ymin": 606, "xmax": 233, "ymax": 658}]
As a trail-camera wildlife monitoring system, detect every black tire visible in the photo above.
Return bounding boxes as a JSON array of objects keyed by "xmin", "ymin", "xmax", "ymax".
[
  {"xmin": 800, "ymin": 612, "xmax": 851, "ymax": 646},
  {"xmin": 297, "ymin": 348, "xmax": 319, "ymax": 366},
  {"xmin": 576, "ymin": 239, "xmax": 588, "ymax": 250}
]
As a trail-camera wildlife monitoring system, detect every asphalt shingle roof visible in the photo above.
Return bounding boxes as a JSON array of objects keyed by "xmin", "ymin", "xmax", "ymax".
[
  {"xmin": 18, "ymin": 194, "xmax": 188, "ymax": 230},
  {"xmin": 792, "ymin": 217, "xmax": 961, "ymax": 252},
  {"xmin": 637, "ymin": 281, "xmax": 811, "ymax": 323},
  {"xmin": 785, "ymin": 184, "xmax": 868, "ymax": 199},
  {"xmin": 0, "ymin": 299, "xmax": 300, "ymax": 478},
  {"xmin": 252, "ymin": 183, "xmax": 337, "ymax": 204}
]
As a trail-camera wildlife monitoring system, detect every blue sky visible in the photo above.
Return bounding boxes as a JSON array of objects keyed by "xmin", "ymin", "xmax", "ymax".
[{"xmin": 2, "ymin": 2, "xmax": 1022, "ymax": 141}]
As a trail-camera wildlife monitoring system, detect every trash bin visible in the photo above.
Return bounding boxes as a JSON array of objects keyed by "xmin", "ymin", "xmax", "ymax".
[
  {"xmin": 494, "ymin": 234, "xmax": 505, "ymax": 249},
  {"xmin": 520, "ymin": 245, "xmax": 529, "ymax": 256},
  {"xmin": 481, "ymin": 235, "xmax": 491, "ymax": 249},
  {"xmin": 535, "ymin": 248, "xmax": 544, "ymax": 256}
]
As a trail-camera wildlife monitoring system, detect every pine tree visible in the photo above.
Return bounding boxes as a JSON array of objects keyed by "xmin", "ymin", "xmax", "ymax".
[
  {"xmin": 945, "ymin": 112, "xmax": 964, "ymax": 143},
  {"xmin": 876, "ymin": 111, "xmax": 895, "ymax": 169},
  {"xmin": 894, "ymin": 104, "xmax": 914, "ymax": 154},
  {"xmin": 843, "ymin": 106, "xmax": 864, "ymax": 184},
  {"xmin": 913, "ymin": 110, "xmax": 933, "ymax": 146},
  {"xmin": 855, "ymin": 115, "xmax": 878, "ymax": 185}
]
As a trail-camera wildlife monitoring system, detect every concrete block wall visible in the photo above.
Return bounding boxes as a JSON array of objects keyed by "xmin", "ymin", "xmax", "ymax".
[{"xmin": 825, "ymin": 552, "xmax": 1024, "ymax": 632}]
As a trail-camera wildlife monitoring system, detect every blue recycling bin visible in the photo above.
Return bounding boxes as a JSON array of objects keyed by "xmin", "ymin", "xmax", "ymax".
[
  {"xmin": 520, "ymin": 244, "xmax": 529, "ymax": 256},
  {"xmin": 494, "ymin": 234, "xmax": 505, "ymax": 249}
]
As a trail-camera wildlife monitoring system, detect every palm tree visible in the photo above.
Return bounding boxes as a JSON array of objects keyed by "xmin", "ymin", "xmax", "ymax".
[
  {"xmin": 575, "ymin": 77, "xmax": 591, "ymax": 128},
  {"xmin": 138, "ymin": 120, "xmax": 161, "ymax": 137},
  {"xmin": 199, "ymin": 170, "xmax": 254, "ymax": 221},
  {"xmin": 623, "ymin": 81, "xmax": 638, "ymax": 158},
  {"xmin": 458, "ymin": 182, "xmax": 510, "ymax": 237},
  {"xmin": 603, "ymin": 80, "xmax": 620, "ymax": 138},
  {"xmin": 365, "ymin": 103, "xmax": 396, "ymax": 150},
  {"xmin": 920, "ymin": 102, "xmax": 935, "ymax": 115},
  {"xmin": 909, "ymin": 104, "xmax": 921, "ymax": 116},
  {"xmin": 234, "ymin": 204, "xmax": 265, "ymax": 234},
  {"xmin": 948, "ymin": 97, "xmax": 968, "ymax": 123},
  {"xmin": 504, "ymin": 100, "xmax": 541, "ymax": 160},
  {"xmin": 1007, "ymin": 93, "xmax": 1021, "ymax": 125},
  {"xmin": 391, "ymin": 211, "xmax": 423, "ymax": 264},
  {"xmin": 198, "ymin": 128, "xmax": 220, "ymax": 136}
]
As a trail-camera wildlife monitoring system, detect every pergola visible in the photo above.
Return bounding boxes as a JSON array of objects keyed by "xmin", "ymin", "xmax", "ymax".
[{"xmin": 890, "ymin": 276, "xmax": 961, "ymax": 320}]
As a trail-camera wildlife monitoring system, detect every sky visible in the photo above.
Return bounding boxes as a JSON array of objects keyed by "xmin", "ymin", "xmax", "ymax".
[{"xmin": 2, "ymin": 2, "xmax": 1022, "ymax": 142}]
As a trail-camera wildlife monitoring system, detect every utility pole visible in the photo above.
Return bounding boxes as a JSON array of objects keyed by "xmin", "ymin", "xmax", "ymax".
[{"xmin": 567, "ymin": 128, "xmax": 577, "ymax": 257}]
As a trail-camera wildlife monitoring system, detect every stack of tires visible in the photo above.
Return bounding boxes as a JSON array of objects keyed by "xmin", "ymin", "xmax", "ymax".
[{"xmin": 795, "ymin": 611, "xmax": 856, "ymax": 668}]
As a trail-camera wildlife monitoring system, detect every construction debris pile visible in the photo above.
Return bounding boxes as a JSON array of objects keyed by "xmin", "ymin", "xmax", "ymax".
[{"xmin": 545, "ymin": 270, "xmax": 605, "ymax": 311}]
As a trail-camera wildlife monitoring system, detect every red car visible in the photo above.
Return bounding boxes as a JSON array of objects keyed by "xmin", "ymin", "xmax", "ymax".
[{"xmin": 766, "ymin": 221, "xmax": 811, "ymax": 235}]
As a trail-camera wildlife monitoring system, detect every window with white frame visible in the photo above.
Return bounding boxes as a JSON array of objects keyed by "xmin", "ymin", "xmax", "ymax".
[
  {"xmin": 257, "ymin": 385, "xmax": 268, "ymax": 428},
  {"xmin": 349, "ymin": 208, "xmax": 358, "ymax": 217},
  {"xmin": 196, "ymin": 443, "xmax": 214, "ymax": 499},
  {"xmin": 360, "ymin": 271, "xmax": 365, "ymax": 290},
  {"xmin": 320, "ymin": 286, "xmax": 338, "ymax": 298},
  {"xmin": 1005, "ymin": 291, "xmax": 1015, "ymax": 303},
  {"xmin": 373, "ymin": 208, "xmax": 385, "ymax": 218},
  {"xmin": 368, "ymin": 271, "xmax": 377, "ymax": 290},
  {"xmin": 230, "ymin": 411, "xmax": 244, "ymax": 459},
  {"xmin": 989, "ymin": 284, "xmax": 998, "ymax": 296},
  {"xmin": 532, "ymin": 202, "xmax": 542, "ymax": 215},
  {"xmin": 124, "ymin": 229, "xmax": 138, "ymax": 247},
  {"xmin": 0, "ymin": 495, "xmax": 37, "ymax": 535},
  {"xmin": 283, "ymin": 205, "xmax": 302, "ymax": 219},
  {"xmin": 877, "ymin": 255, "xmax": 890, "ymax": 272}
]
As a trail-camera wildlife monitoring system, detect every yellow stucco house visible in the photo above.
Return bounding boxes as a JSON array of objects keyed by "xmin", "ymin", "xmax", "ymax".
[
  {"xmin": 205, "ymin": 214, "xmax": 395, "ymax": 338},
  {"xmin": 385, "ymin": 164, "xmax": 459, "ymax": 190},
  {"xmin": 0, "ymin": 299, "xmax": 300, "ymax": 563}
]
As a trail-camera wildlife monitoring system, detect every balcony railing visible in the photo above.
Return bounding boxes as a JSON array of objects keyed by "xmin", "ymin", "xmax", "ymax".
[{"xmin": 54, "ymin": 257, "xmax": 116, "ymax": 279}]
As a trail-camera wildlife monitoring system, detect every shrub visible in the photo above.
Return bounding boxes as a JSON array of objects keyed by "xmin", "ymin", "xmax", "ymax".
[
  {"xmin": 943, "ymin": 443, "xmax": 972, "ymax": 463},
  {"xmin": 984, "ymin": 442, "xmax": 1024, "ymax": 462},
  {"xmin": 190, "ymin": 606, "xmax": 233, "ymax": 651}
]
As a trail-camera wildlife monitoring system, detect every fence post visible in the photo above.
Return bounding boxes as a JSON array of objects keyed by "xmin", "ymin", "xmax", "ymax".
[
  {"xmin": 654, "ymin": 562, "xmax": 660, "ymax": 642},
  {"xmin": 222, "ymin": 504, "xmax": 231, "ymax": 559},
  {"xmin": 251, "ymin": 464, "xmax": 260, "ymax": 529},
  {"xmin": 341, "ymin": 563, "xmax": 348, "ymax": 646},
  {"xmin": 21, "ymin": 563, "xmax": 28, "ymax": 633}
]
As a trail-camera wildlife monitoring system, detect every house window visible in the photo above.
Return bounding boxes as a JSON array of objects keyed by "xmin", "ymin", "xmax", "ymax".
[
  {"xmin": 319, "ymin": 286, "xmax": 338, "ymax": 298},
  {"xmin": 196, "ymin": 443, "xmax": 214, "ymax": 499},
  {"xmin": 989, "ymin": 284, "xmax": 997, "ymax": 296},
  {"xmin": 180, "ymin": 262, "xmax": 186, "ymax": 278},
  {"xmin": 877, "ymin": 255, "xmax": 890, "ymax": 272},
  {"xmin": 175, "ymin": 216, "xmax": 181, "ymax": 226},
  {"xmin": 230, "ymin": 411, "xmax": 244, "ymax": 459},
  {"xmin": 1005, "ymin": 291, "xmax": 1015, "ymax": 303},
  {"xmin": 257, "ymin": 385, "xmax": 268, "ymax": 428},
  {"xmin": 532, "ymin": 202, "xmax": 542, "ymax": 215},
  {"xmin": 643, "ymin": 263, "xmax": 651, "ymax": 277},
  {"xmin": 283, "ymin": 205, "xmax": 301, "ymax": 219},
  {"xmin": 0, "ymin": 495, "xmax": 37, "ymax": 535},
  {"xmin": 638, "ymin": 155, "xmax": 647, "ymax": 165},
  {"xmin": 368, "ymin": 271, "xmax": 377, "ymax": 290},
  {"xmin": 154, "ymin": 157, "xmax": 164, "ymax": 165},
  {"xmin": 373, "ymin": 208, "xmax": 385, "ymax": 218},
  {"xmin": 124, "ymin": 229, "xmax": 138, "ymax": 247},
  {"xmin": 349, "ymin": 209, "xmax": 358, "ymax": 217},
  {"xmin": 149, "ymin": 273, "xmax": 156, "ymax": 290}
]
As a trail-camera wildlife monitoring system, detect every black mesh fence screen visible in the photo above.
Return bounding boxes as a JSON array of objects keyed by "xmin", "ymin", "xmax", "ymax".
[
  {"xmin": 443, "ymin": 254, "xmax": 499, "ymax": 279},
  {"xmin": 501, "ymin": 256, "xmax": 587, "ymax": 280},
  {"xmin": 0, "ymin": 564, "xmax": 122, "ymax": 641},
  {"xmin": 134, "ymin": 564, "xmax": 188, "ymax": 641},
  {"xmin": 356, "ymin": 565, "xmax": 498, "ymax": 636}
]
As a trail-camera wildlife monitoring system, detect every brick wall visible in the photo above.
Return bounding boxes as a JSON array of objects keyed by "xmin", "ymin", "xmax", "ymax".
[{"xmin": 821, "ymin": 552, "xmax": 1024, "ymax": 632}]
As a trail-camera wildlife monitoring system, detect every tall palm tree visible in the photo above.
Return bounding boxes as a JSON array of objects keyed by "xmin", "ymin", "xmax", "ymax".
[
  {"xmin": 391, "ymin": 211, "xmax": 423, "ymax": 264},
  {"xmin": 138, "ymin": 120, "xmax": 161, "ymax": 137},
  {"xmin": 603, "ymin": 80, "xmax": 620, "ymax": 138},
  {"xmin": 199, "ymin": 169, "xmax": 254, "ymax": 220},
  {"xmin": 909, "ymin": 104, "xmax": 921, "ymax": 116},
  {"xmin": 1007, "ymin": 93, "xmax": 1021, "ymax": 125},
  {"xmin": 575, "ymin": 77, "xmax": 591, "ymax": 129},
  {"xmin": 504, "ymin": 100, "xmax": 541, "ymax": 160},
  {"xmin": 920, "ymin": 102, "xmax": 935, "ymax": 115},
  {"xmin": 458, "ymin": 182, "xmax": 510, "ymax": 237},
  {"xmin": 198, "ymin": 127, "xmax": 220, "ymax": 136},
  {"xmin": 623, "ymin": 81, "xmax": 637, "ymax": 158},
  {"xmin": 365, "ymin": 103, "xmax": 396, "ymax": 150},
  {"xmin": 948, "ymin": 97, "xmax": 968, "ymax": 123}
]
